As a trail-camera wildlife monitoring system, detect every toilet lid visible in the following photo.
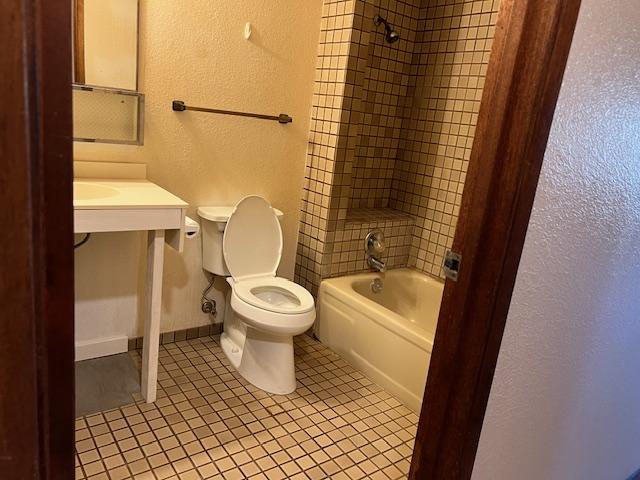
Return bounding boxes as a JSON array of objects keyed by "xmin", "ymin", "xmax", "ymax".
[{"xmin": 223, "ymin": 196, "xmax": 283, "ymax": 281}]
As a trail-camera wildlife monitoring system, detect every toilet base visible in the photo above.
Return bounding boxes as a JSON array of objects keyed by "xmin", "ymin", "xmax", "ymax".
[
  {"xmin": 220, "ymin": 332, "xmax": 242, "ymax": 370},
  {"xmin": 228, "ymin": 327, "xmax": 296, "ymax": 395}
]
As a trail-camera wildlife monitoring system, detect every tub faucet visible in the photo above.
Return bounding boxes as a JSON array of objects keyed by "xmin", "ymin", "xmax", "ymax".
[
  {"xmin": 365, "ymin": 230, "xmax": 386, "ymax": 272},
  {"xmin": 367, "ymin": 256, "xmax": 387, "ymax": 273}
]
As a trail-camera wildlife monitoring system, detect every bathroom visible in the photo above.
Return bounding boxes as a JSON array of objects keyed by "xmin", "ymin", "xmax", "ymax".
[
  {"xmin": 9, "ymin": 0, "xmax": 640, "ymax": 478},
  {"xmin": 69, "ymin": 0, "xmax": 499, "ymax": 478}
]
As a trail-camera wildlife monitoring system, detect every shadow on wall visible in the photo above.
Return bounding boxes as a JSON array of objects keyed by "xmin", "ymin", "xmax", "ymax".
[
  {"xmin": 74, "ymin": 232, "xmax": 144, "ymax": 341},
  {"xmin": 244, "ymin": 24, "xmax": 288, "ymax": 63},
  {"xmin": 74, "ymin": 231, "xmax": 223, "ymax": 341},
  {"xmin": 159, "ymin": 238, "xmax": 229, "ymax": 335}
]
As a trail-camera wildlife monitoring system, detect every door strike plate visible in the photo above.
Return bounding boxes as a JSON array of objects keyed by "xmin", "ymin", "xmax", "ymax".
[{"xmin": 443, "ymin": 250, "xmax": 461, "ymax": 281}]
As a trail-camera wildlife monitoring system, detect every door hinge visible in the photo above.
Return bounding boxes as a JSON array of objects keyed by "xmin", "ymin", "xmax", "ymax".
[{"xmin": 443, "ymin": 250, "xmax": 461, "ymax": 281}]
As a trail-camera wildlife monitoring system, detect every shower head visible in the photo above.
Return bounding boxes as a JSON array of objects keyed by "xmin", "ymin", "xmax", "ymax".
[
  {"xmin": 374, "ymin": 14, "xmax": 400, "ymax": 44},
  {"xmin": 386, "ymin": 30, "xmax": 400, "ymax": 44}
]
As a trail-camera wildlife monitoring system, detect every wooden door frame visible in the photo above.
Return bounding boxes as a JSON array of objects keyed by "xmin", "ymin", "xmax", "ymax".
[
  {"xmin": 1, "ymin": 0, "xmax": 581, "ymax": 478},
  {"xmin": 409, "ymin": 0, "xmax": 582, "ymax": 478},
  {"xmin": 1, "ymin": 0, "xmax": 75, "ymax": 478}
]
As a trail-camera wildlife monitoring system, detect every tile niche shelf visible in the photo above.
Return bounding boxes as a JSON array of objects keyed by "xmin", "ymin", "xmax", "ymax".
[{"xmin": 72, "ymin": 84, "xmax": 144, "ymax": 145}]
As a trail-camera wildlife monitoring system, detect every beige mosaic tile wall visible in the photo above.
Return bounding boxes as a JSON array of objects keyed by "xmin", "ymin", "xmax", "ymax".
[
  {"xmin": 295, "ymin": 0, "xmax": 359, "ymax": 294},
  {"xmin": 296, "ymin": 0, "xmax": 501, "ymax": 294},
  {"xmin": 391, "ymin": 0, "xmax": 501, "ymax": 276},
  {"xmin": 349, "ymin": 1, "xmax": 421, "ymax": 209}
]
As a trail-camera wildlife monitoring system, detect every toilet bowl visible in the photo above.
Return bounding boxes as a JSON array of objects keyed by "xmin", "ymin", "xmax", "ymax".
[{"xmin": 197, "ymin": 196, "xmax": 315, "ymax": 394}]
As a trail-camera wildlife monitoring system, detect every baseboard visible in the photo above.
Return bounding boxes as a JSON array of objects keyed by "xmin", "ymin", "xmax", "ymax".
[
  {"xmin": 75, "ymin": 335, "xmax": 128, "ymax": 361},
  {"xmin": 128, "ymin": 323, "xmax": 223, "ymax": 351}
]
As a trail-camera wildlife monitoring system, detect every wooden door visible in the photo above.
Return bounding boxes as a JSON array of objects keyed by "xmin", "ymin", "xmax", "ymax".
[
  {"xmin": 0, "ymin": 0, "xmax": 75, "ymax": 478},
  {"xmin": 409, "ymin": 1, "xmax": 582, "ymax": 478}
]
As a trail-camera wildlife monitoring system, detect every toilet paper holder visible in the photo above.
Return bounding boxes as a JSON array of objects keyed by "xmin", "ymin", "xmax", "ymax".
[{"xmin": 185, "ymin": 216, "xmax": 200, "ymax": 238}]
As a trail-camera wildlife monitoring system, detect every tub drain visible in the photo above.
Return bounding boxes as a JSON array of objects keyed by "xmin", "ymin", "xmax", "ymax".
[{"xmin": 371, "ymin": 278, "xmax": 384, "ymax": 293}]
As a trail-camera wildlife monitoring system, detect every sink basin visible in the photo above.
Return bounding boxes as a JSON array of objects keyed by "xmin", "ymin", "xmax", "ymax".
[{"xmin": 74, "ymin": 182, "xmax": 119, "ymax": 201}]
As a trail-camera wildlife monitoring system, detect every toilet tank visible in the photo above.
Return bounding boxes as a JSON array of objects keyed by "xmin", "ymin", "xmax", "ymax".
[{"xmin": 197, "ymin": 205, "xmax": 284, "ymax": 276}]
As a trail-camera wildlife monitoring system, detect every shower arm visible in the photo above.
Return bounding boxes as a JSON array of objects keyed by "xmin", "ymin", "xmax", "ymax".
[
  {"xmin": 375, "ymin": 16, "xmax": 393, "ymax": 35},
  {"xmin": 373, "ymin": 15, "xmax": 400, "ymax": 44}
]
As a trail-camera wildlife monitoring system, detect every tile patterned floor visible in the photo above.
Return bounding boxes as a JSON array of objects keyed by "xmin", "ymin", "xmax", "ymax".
[{"xmin": 75, "ymin": 335, "xmax": 418, "ymax": 479}]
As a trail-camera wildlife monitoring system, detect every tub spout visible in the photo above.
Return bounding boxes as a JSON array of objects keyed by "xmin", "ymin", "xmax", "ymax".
[{"xmin": 367, "ymin": 256, "xmax": 386, "ymax": 273}]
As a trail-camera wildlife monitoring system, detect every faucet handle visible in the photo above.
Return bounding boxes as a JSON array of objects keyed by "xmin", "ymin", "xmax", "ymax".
[
  {"xmin": 371, "ymin": 238, "xmax": 384, "ymax": 253},
  {"xmin": 365, "ymin": 231, "xmax": 385, "ymax": 256}
]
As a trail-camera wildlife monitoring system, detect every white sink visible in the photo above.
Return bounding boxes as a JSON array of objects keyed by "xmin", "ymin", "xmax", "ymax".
[
  {"xmin": 74, "ymin": 181, "xmax": 119, "ymax": 201},
  {"xmin": 72, "ymin": 179, "xmax": 188, "ymax": 238}
]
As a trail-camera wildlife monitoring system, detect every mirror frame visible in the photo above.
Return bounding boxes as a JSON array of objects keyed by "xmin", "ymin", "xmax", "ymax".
[{"xmin": 72, "ymin": 84, "xmax": 145, "ymax": 145}]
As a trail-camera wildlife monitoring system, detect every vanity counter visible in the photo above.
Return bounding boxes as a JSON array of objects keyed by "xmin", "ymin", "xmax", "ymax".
[
  {"xmin": 73, "ymin": 179, "xmax": 188, "ymax": 209},
  {"xmin": 73, "ymin": 176, "xmax": 188, "ymax": 404}
]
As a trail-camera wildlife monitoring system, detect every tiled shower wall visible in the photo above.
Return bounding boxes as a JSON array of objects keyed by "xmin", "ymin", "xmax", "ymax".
[
  {"xmin": 348, "ymin": 2, "xmax": 420, "ymax": 209},
  {"xmin": 391, "ymin": 0, "xmax": 500, "ymax": 276},
  {"xmin": 295, "ymin": 0, "xmax": 500, "ymax": 294}
]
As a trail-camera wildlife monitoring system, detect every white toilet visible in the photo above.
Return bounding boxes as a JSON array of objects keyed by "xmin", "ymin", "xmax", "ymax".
[{"xmin": 197, "ymin": 196, "xmax": 315, "ymax": 394}]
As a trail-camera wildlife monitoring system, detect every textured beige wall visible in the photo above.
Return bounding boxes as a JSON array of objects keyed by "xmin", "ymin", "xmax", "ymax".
[
  {"xmin": 74, "ymin": 0, "xmax": 322, "ymax": 339},
  {"xmin": 473, "ymin": 0, "xmax": 640, "ymax": 478}
]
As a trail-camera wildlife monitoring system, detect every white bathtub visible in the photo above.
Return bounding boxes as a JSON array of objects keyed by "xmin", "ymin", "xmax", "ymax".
[{"xmin": 315, "ymin": 268, "xmax": 444, "ymax": 412}]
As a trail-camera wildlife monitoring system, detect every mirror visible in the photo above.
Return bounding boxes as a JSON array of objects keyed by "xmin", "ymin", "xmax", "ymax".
[
  {"xmin": 72, "ymin": 0, "xmax": 143, "ymax": 144},
  {"xmin": 73, "ymin": 0, "xmax": 139, "ymax": 91}
]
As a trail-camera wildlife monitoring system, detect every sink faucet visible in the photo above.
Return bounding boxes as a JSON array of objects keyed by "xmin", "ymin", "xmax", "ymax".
[
  {"xmin": 367, "ymin": 256, "xmax": 386, "ymax": 273},
  {"xmin": 365, "ymin": 230, "xmax": 387, "ymax": 273}
]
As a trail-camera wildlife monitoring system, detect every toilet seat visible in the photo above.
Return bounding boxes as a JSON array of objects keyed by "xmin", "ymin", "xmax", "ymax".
[
  {"xmin": 233, "ymin": 276, "xmax": 314, "ymax": 314},
  {"xmin": 222, "ymin": 195, "xmax": 315, "ymax": 316}
]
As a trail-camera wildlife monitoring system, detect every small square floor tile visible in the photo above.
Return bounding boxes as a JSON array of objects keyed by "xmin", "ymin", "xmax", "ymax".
[{"xmin": 75, "ymin": 335, "xmax": 418, "ymax": 480}]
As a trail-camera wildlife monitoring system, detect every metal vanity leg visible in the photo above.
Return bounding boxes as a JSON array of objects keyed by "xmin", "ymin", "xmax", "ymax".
[{"xmin": 142, "ymin": 229, "xmax": 165, "ymax": 403}]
